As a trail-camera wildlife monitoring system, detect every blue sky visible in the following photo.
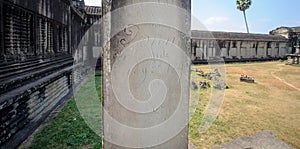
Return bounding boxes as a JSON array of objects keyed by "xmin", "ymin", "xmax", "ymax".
[
  {"xmin": 84, "ymin": 0, "xmax": 300, "ymax": 34},
  {"xmin": 192, "ymin": 0, "xmax": 300, "ymax": 33},
  {"xmin": 84, "ymin": 0, "xmax": 101, "ymax": 7}
]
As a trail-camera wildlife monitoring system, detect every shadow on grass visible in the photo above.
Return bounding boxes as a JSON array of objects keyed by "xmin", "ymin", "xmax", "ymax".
[{"xmin": 29, "ymin": 73, "xmax": 102, "ymax": 149}]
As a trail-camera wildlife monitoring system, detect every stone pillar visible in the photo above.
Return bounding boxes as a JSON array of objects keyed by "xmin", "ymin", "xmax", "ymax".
[
  {"xmin": 264, "ymin": 42, "xmax": 268, "ymax": 58},
  {"xmin": 204, "ymin": 40, "xmax": 207, "ymax": 59},
  {"xmin": 271, "ymin": 42, "xmax": 275, "ymax": 57},
  {"xmin": 191, "ymin": 41, "xmax": 196, "ymax": 61},
  {"xmin": 67, "ymin": 5, "xmax": 72, "ymax": 54},
  {"xmin": 103, "ymin": 1, "xmax": 191, "ymax": 148},
  {"xmin": 0, "ymin": 1, "xmax": 4, "ymax": 57},
  {"xmin": 296, "ymin": 46, "xmax": 300, "ymax": 54},
  {"xmin": 237, "ymin": 41, "xmax": 241, "ymax": 59}
]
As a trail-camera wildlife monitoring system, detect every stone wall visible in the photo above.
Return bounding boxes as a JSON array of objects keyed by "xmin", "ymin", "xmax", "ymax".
[
  {"xmin": 0, "ymin": 0, "xmax": 72, "ymax": 62},
  {"xmin": 192, "ymin": 39, "xmax": 289, "ymax": 62},
  {"xmin": 0, "ymin": 0, "xmax": 99, "ymax": 148},
  {"xmin": 191, "ymin": 30, "xmax": 290, "ymax": 63}
]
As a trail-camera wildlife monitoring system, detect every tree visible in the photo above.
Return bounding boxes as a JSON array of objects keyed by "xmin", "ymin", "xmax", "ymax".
[{"xmin": 236, "ymin": 0, "xmax": 252, "ymax": 33}]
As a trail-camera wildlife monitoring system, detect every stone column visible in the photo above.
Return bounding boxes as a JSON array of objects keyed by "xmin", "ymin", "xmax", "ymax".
[
  {"xmin": 237, "ymin": 41, "xmax": 241, "ymax": 59},
  {"xmin": 0, "ymin": 1, "xmax": 4, "ymax": 57},
  {"xmin": 103, "ymin": 1, "xmax": 191, "ymax": 148},
  {"xmin": 264, "ymin": 42, "xmax": 268, "ymax": 58},
  {"xmin": 204, "ymin": 40, "xmax": 207, "ymax": 59},
  {"xmin": 67, "ymin": 5, "xmax": 72, "ymax": 54},
  {"xmin": 296, "ymin": 46, "xmax": 300, "ymax": 54}
]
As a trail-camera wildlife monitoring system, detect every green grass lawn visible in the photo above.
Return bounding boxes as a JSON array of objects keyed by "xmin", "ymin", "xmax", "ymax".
[{"xmin": 28, "ymin": 72, "xmax": 102, "ymax": 149}]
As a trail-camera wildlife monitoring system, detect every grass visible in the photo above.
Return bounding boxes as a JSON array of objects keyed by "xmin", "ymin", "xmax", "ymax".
[
  {"xmin": 189, "ymin": 61, "xmax": 300, "ymax": 149},
  {"xmin": 27, "ymin": 71, "xmax": 102, "ymax": 149}
]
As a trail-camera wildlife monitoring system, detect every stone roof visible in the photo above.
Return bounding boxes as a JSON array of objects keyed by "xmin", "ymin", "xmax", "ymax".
[
  {"xmin": 271, "ymin": 26, "xmax": 300, "ymax": 34},
  {"xmin": 85, "ymin": 6, "xmax": 102, "ymax": 15},
  {"xmin": 269, "ymin": 27, "xmax": 292, "ymax": 34},
  {"xmin": 291, "ymin": 26, "xmax": 300, "ymax": 33},
  {"xmin": 192, "ymin": 30, "xmax": 288, "ymax": 42}
]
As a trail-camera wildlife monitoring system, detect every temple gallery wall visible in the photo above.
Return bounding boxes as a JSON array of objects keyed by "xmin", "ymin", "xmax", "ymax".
[
  {"xmin": 0, "ymin": 0, "xmax": 101, "ymax": 148},
  {"xmin": 191, "ymin": 27, "xmax": 300, "ymax": 63}
]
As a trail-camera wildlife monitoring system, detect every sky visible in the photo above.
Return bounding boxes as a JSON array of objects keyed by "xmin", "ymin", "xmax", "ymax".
[
  {"xmin": 84, "ymin": 0, "xmax": 101, "ymax": 6},
  {"xmin": 84, "ymin": 0, "xmax": 300, "ymax": 34}
]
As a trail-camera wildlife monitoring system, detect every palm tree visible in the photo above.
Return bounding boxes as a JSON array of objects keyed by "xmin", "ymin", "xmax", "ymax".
[{"xmin": 236, "ymin": 0, "xmax": 252, "ymax": 33}]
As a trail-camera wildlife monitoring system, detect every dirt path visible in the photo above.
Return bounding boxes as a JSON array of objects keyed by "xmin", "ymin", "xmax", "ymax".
[
  {"xmin": 213, "ymin": 130, "xmax": 294, "ymax": 149},
  {"xmin": 270, "ymin": 64, "xmax": 300, "ymax": 91}
]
